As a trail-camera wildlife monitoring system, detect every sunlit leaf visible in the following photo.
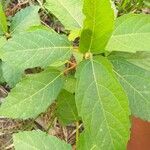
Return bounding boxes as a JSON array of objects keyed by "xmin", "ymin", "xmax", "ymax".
[{"xmin": 0, "ymin": 68, "xmax": 64, "ymax": 119}]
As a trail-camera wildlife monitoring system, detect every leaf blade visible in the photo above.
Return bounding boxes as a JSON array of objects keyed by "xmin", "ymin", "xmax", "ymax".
[
  {"xmin": 0, "ymin": 68, "xmax": 64, "ymax": 119},
  {"xmin": 76, "ymin": 57, "xmax": 130, "ymax": 149},
  {"xmin": 1, "ymin": 29, "xmax": 72, "ymax": 72},
  {"xmin": 13, "ymin": 130, "xmax": 72, "ymax": 150},
  {"xmin": 79, "ymin": 0, "xmax": 115, "ymax": 53},
  {"xmin": 1, "ymin": 30, "xmax": 71, "ymax": 87},
  {"xmin": 106, "ymin": 14, "xmax": 150, "ymax": 52},
  {"xmin": 56, "ymin": 90, "xmax": 80, "ymax": 125},
  {"xmin": 0, "ymin": 60, "xmax": 5, "ymax": 83},
  {"xmin": 110, "ymin": 56, "xmax": 150, "ymax": 120},
  {"xmin": 10, "ymin": 6, "xmax": 41, "ymax": 34},
  {"xmin": 45, "ymin": 0, "xmax": 83, "ymax": 30},
  {"xmin": 0, "ymin": 3, "xmax": 7, "ymax": 35}
]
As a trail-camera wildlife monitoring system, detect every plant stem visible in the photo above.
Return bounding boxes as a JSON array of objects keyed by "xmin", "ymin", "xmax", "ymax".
[
  {"xmin": 36, "ymin": 0, "xmax": 43, "ymax": 8},
  {"xmin": 76, "ymin": 122, "xmax": 79, "ymax": 144}
]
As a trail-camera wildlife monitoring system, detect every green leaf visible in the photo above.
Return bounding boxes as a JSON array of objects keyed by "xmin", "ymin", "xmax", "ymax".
[
  {"xmin": 0, "ymin": 0, "xmax": 10, "ymax": 9},
  {"xmin": 106, "ymin": 14, "xmax": 150, "ymax": 52},
  {"xmin": 73, "ymin": 51, "xmax": 83, "ymax": 65},
  {"xmin": 110, "ymin": 52, "xmax": 150, "ymax": 71},
  {"xmin": 1, "ymin": 29, "xmax": 72, "ymax": 72},
  {"xmin": 27, "ymin": 25, "xmax": 55, "ymax": 32},
  {"xmin": 126, "ymin": 52, "xmax": 150, "ymax": 71},
  {"xmin": 0, "ymin": 37, "xmax": 7, "ymax": 83},
  {"xmin": 110, "ymin": 56, "xmax": 150, "ymax": 120},
  {"xmin": 1, "ymin": 29, "xmax": 71, "ymax": 87},
  {"xmin": 0, "ymin": 3, "xmax": 7, "ymax": 35},
  {"xmin": 13, "ymin": 130, "xmax": 72, "ymax": 150},
  {"xmin": 75, "ymin": 57, "xmax": 130, "ymax": 149},
  {"xmin": 2, "ymin": 62, "xmax": 23, "ymax": 87},
  {"xmin": 63, "ymin": 76, "xmax": 76, "ymax": 94},
  {"xmin": 144, "ymin": 0, "xmax": 150, "ymax": 7},
  {"xmin": 10, "ymin": 6, "xmax": 41, "ymax": 34},
  {"xmin": 56, "ymin": 90, "xmax": 80, "ymax": 125},
  {"xmin": 0, "ymin": 36, "xmax": 6, "ymax": 50},
  {"xmin": 0, "ymin": 60, "xmax": 5, "ymax": 83},
  {"xmin": 77, "ymin": 131, "xmax": 94, "ymax": 150},
  {"xmin": 0, "ymin": 68, "xmax": 64, "ymax": 119},
  {"xmin": 68, "ymin": 29, "xmax": 81, "ymax": 41},
  {"xmin": 45, "ymin": 0, "xmax": 83, "ymax": 30},
  {"xmin": 79, "ymin": 0, "xmax": 115, "ymax": 53}
]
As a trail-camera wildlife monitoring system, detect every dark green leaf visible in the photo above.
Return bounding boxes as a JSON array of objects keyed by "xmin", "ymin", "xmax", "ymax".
[
  {"xmin": 56, "ymin": 90, "xmax": 80, "ymax": 125},
  {"xmin": 63, "ymin": 76, "xmax": 76, "ymax": 94}
]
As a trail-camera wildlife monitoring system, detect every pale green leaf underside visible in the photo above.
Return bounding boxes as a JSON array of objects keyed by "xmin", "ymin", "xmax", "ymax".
[
  {"xmin": 2, "ymin": 62, "xmax": 23, "ymax": 87},
  {"xmin": 13, "ymin": 130, "xmax": 72, "ymax": 150},
  {"xmin": 110, "ymin": 57, "xmax": 150, "ymax": 121},
  {"xmin": 0, "ymin": 68, "xmax": 63, "ymax": 119},
  {"xmin": 1, "ymin": 29, "xmax": 72, "ymax": 72},
  {"xmin": 10, "ymin": 6, "xmax": 41, "ymax": 34},
  {"xmin": 0, "ymin": 3, "xmax": 7, "ymax": 35},
  {"xmin": 56, "ymin": 90, "xmax": 79, "ymax": 125},
  {"xmin": 79, "ymin": 0, "xmax": 115, "ymax": 53},
  {"xmin": 106, "ymin": 14, "xmax": 150, "ymax": 52},
  {"xmin": 45, "ymin": 0, "xmax": 83, "ymax": 30},
  {"xmin": 76, "ymin": 57, "xmax": 130, "ymax": 149},
  {"xmin": 0, "ymin": 30, "xmax": 71, "ymax": 87}
]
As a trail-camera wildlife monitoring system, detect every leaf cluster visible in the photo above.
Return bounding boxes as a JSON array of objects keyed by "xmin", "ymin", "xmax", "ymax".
[{"xmin": 0, "ymin": 0, "xmax": 150, "ymax": 149}]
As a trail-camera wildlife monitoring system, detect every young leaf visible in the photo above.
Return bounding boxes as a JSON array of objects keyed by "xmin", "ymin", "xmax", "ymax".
[
  {"xmin": 0, "ymin": 68, "xmax": 64, "ymax": 119},
  {"xmin": 56, "ymin": 90, "xmax": 80, "ymax": 125},
  {"xmin": 110, "ymin": 57, "xmax": 150, "ymax": 121},
  {"xmin": 68, "ymin": 29, "xmax": 81, "ymax": 41},
  {"xmin": 44, "ymin": 0, "xmax": 83, "ymax": 30},
  {"xmin": 0, "ymin": 3, "xmax": 7, "ymax": 35},
  {"xmin": 13, "ymin": 130, "xmax": 72, "ymax": 150},
  {"xmin": 1, "ymin": 30, "xmax": 72, "ymax": 72},
  {"xmin": 106, "ymin": 14, "xmax": 150, "ymax": 52},
  {"xmin": 10, "ymin": 6, "xmax": 41, "ymax": 34},
  {"xmin": 75, "ymin": 57, "xmax": 130, "ymax": 149},
  {"xmin": 79, "ymin": 0, "xmax": 115, "ymax": 53}
]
